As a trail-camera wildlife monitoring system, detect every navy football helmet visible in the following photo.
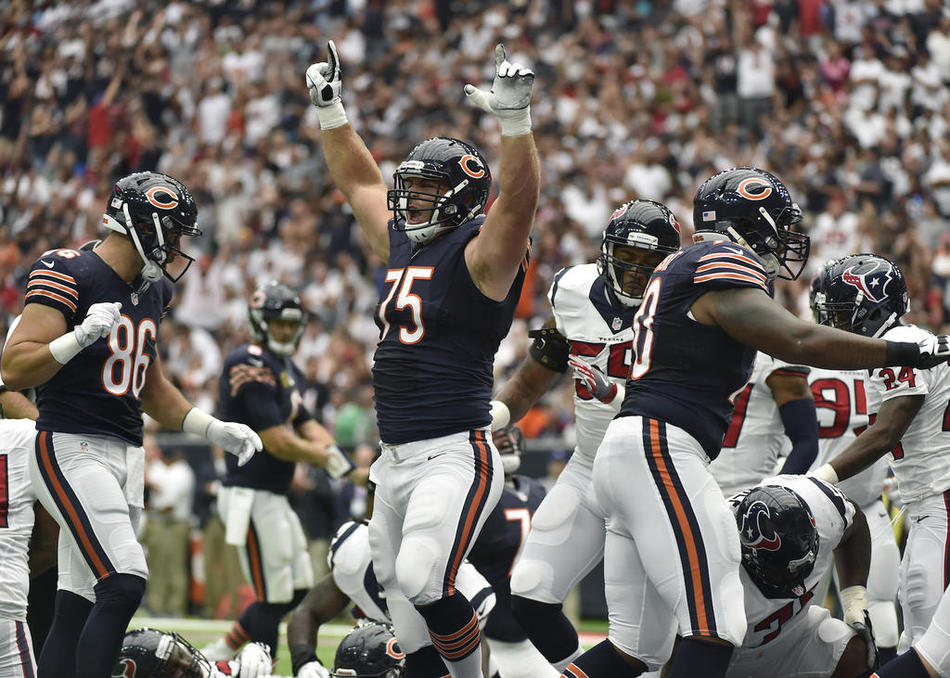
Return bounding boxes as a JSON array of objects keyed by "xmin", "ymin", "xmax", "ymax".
[
  {"xmin": 248, "ymin": 281, "xmax": 307, "ymax": 356},
  {"xmin": 814, "ymin": 253, "xmax": 909, "ymax": 338},
  {"xmin": 693, "ymin": 167, "xmax": 808, "ymax": 281},
  {"xmin": 332, "ymin": 622, "xmax": 405, "ymax": 678},
  {"xmin": 113, "ymin": 628, "xmax": 212, "ymax": 678},
  {"xmin": 736, "ymin": 485, "xmax": 819, "ymax": 599},
  {"xmin": 598, "ymin": 199, "xmax": 681, "ymax": 306},
  {"xmin": 102, "ymin": 172, "xmax": 201, "ymax": 290},
  {"xmin": 387, "ymin": 137, "xmax": 492, "ymax": 245},
  {"xmin": 492, "ymin": 425, "xmax": 526, "ymax": 475}
]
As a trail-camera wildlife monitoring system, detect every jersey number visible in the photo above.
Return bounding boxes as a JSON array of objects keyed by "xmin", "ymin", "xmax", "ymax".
[
  {"xmin": 0, "ymin": 455, "xmax": 7, "ymax": 528},
  {"xmin": 811, "ymin": 377, "xmax": 868, "ymax": 438},
  {"xmin": 378, "ymin": 267, "xmax": 434, "ymax": 344},
  {"xmin": 102, "ymin": 317, "xmax": 157, "ymax": 399},
  {"xmin": 630, "ymin": 278, "xmax": 662, "ymax": 379},
  {"xmin": 753, "ymin": 589, "xmax": 814, "ymax": 645},
  {"xmin": 503, "ymin": 507, "xmax": 531, "ymax": 577}
]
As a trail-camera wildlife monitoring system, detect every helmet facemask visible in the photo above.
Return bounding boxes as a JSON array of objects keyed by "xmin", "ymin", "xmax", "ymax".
[
  {"xmin": 598, "ymin": 239, "xmax": 669, "ymax": 307},
  {"xmin": 389, "ymin": 171, "xmax": 476, "ymax": 244}
]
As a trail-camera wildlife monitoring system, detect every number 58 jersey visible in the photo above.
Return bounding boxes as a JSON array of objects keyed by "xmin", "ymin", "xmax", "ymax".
[{"xmin": 25, "ymin": 248, "xmax": 172, "ymax": 446}]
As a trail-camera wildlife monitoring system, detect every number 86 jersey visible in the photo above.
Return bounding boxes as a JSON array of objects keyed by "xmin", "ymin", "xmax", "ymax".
[{"xmin": 25, "ymin": 248, "xmax": 172, "ymax": 446}]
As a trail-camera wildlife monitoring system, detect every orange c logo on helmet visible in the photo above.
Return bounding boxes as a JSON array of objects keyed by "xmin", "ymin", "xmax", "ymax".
[
  {"xmin": 250, "ymin": 290, "xmax": 266, "ymax": 308},
  {"xmin": 385, "ymin": 638, "xmax": 405, "ymax": 660},
  {"xmin": 459, "ymin": 155, "xmax": 486, "ymax": 179},
  {"xmin": 737, "ymin": 177, "xmax": 773, "ymax": 201},
  {"xmin": 145, "ymin": 186, "xmax": 180, "ymax": 210}
]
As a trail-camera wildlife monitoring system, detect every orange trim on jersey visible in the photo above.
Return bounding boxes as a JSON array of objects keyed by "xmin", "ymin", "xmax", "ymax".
[
  {"xmin": 648, "ymin": 419, "xmax": 712, "ymax": 635},
  {"xmin": 693, "ymin": 272, "xmax": 768, "ymax": 290},
  {"xmin": 697, "ymin": 250, "xmax": 763, "ymax": 270},
  {"xmin": 25, "ymin": 290, "xmax": 78, "ymax": 312},
  {"xmin": 37, "ymin": 431, "xmax": 110, "ymax": 578},
  {"xmin": 446, "ymin": 432, "xmax": 490, "ymax": 595},
  {"xmin": 246, "ymin": 525, "xmax": 266, "ymax": 600},
  {"xmin": 563, "ymin": 664, "xmax": 590, "ymax": 678},
  {"xmin": 29, "ymin": 269, "xmax": 76, "ymax": 284},
  {"xmin": 695, "ymin": 261, "xmax": 768, "ymax": 284},
  {"xmin": 27, "ymin": 277, "xmax": 79, "ymax": 299}
]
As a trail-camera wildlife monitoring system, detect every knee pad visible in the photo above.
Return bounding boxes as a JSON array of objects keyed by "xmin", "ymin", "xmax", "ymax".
[
  {"xmin": 510, "ymin": 559, "xmax": 555, "ymax": 601},
  {"xmin": 94, "ymin": 573, "xmax": 145, "ymax": 616},
  {"xmin": 529, "ymin": 485, "xmax": 581, "ymax": 545},
  {"xmin": 396, "ymin": 536, "xmax": 441, "ymax": 603},
  {"xmin": 868, "ymin": 600, "xmax": 900, "ymax": 648}
]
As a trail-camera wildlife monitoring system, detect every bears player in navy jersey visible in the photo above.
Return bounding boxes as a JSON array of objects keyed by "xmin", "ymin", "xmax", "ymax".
[
  {"xmin": 0, "ymin": 172, "xmax": 262, "ymax": 678},
  {"xmin": 563, "ymin": 167, "xmax": 950, "ymax": 678},
  {"xmin": 305, "ymin": 41, "xmax": 538, "ymax": 678},
  {"xmin": 203, "ymin": 281, "xmax": 362, "ymax": 662},
  {"xmin": 487, "ymin": 200, "xmax": 681, "ymax": 674}
]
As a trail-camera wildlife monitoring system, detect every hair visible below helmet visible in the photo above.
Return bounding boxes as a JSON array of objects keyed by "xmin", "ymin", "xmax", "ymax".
[
  {"xmin": 102, "ymin": 172, "xmax": 201, "ymax": 290},
  {"xmin": 248, "ymin": 281, "xmax": 307, "ymax": 356},
  {"xmin": 492, "ymin": 425, "xmax": 526, "ymax": 476},
  {"xmin": 597, "ymin": 199, "xmax": 681, "ymax": 306},
  {"xmin": 332, "ymin": 622, "xmax": 405, "ymax": 678},
  {"xmin": 387, "ymin": 137, "xmax": 492, "ymax": 245},
  {"xmin": 814, "ymin": 253, "xmax": 909, "ymax": 338},
  {"xmin": 736, "ymin": 486, "xmax": 819, "ymax": 599},
  {"xmin": 693, "ymin": 167, "xmax": 809, "ymax": 281},
  {"xmin": 113, "ymin": 628, "xmax": 211, "ymax": 678}
]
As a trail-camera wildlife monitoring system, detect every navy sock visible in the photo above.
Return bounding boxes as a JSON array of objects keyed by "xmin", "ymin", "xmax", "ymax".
[
  {"xmin": 878, "ymin": 646, "xmax": 898, "ymax": 665},
  {"xmin": 559, "ymin": 639, "xmax": 644, "ymax": 678},
  {"xmin": 667, "ymin": 637, "xmax": 733, "ymax": 678},
  {"xmin": 404, "ymin": 645, "xmax": 451, "ymax": 678},
  {"xmin": 76, "ymin": 574, "xmax": 146, "ymax": 678},
  {"xmin": 36, "ymin": 590, "xmax": 93, "ymax": 678},
  {"xmin": 415, "ymin": 593, "xmax": 482, "ymax": 663},
  {"xmin": 873, "ymin": 648, "xmax": 930, "ymax": 678},
  {"xmin": 236, "ymin": 589, "xmax": 308, "ymax": 657},
  {"xmin": 510, "ymin": 595, "xmax": 581, "ymax": 665}
]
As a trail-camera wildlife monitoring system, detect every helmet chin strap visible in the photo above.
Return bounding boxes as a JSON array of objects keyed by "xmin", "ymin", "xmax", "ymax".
[
  {"xmin": 723, "ymin": 225, "xmax": 779, "ymax": 280},
  {"xmin": 123, "ymin": 204, "xmax": 163, "ymax": 294}
]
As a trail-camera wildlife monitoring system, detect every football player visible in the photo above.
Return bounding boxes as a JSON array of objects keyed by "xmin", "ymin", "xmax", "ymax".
[
  {"xmin": 724, "ymin": 478, "xmax": 876, "ymax": 678},
  {"xmin": 305, "ymin": 41, "xmax": 538, "ymax": 678},
  {"xmin": 115, "ymin": 628, "xmax": 272, "ymax": 678},
  {"xmin": 330, "ymin": 623, "xmax": 405, "ymax": 678},
  {"xmin": 566, "ymin": 167, "xmax": 950, "ymax": 678},
  {"xmin": 811, "ymin": 253, "xmax": 950, "ymax": 653},
  {"xmin": 871, "ymin": 584, "xmax": 950, "ymax": 677},
  {"xmin": 286, "ymin": 520, "xmax": 494, "ymax": 678},
  {"xmin": 204, "ymin": 281, "xmax": 360, "ymax": 661},
  {"xmin": 807, "ymin": 265, "xmax": 901, "ymax": 663},
  {"xmin": 489, "ymin": 199, "xmax": 680, "ymax": 673},
  {"xmin": 0, "ymin": 172, "xmax": 262, "ymax": 677}
]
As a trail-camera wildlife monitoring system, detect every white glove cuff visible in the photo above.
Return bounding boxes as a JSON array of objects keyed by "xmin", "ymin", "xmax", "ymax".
[
  {"xmin": 490, "ymin": 400, "xmax": 510, "ymax": 431},
  {"xmin": 499, "ymin": 107, "xmax": 532, "ymax": 137},
  {"xmin": 316, "ymin": 100, "xmax": 348, "ymax": 130},
  {"xmin": 49, "ymin": 332, "xmax": 84, "ymax": 365},
  {"xmin": 609, "ymin": 382, "xmax": 625, "ymax": 410},
  {"xmin": 811, "ymin": 463, "xmax": 839, "ymax": 485},
  {"xmin": 840, "ymin": 585, "xmax": 868, "ymax": 625},
  {"xmin": 182, "ymin": 407, "xmax": 215, "ymax": 437}
]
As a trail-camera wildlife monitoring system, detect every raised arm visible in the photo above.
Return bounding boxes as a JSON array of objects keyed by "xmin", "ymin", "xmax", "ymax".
[{"xmin": 306, "ymin": 41, "xmax": 391, "ymax": 260}]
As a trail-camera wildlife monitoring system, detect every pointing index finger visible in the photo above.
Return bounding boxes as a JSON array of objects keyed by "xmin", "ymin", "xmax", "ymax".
[
  {"xmin": 327, "ymin": 40, "xmax": 338, "ymax": 79},
  {"xmin": 494, "ymin": 43, "xmax": 507, "ymax": 68}
]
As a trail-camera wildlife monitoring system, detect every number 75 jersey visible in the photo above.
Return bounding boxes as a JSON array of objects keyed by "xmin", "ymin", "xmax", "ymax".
[{"xmin": 25, "ymin": 248, "xmax": 172, "ymax": 446}]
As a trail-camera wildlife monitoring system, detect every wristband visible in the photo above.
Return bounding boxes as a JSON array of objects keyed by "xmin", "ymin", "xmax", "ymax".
[
  {"xmin": 182, "ymin": 407, "xmax": 215, "ymax": 436},
  {"xmin": 316, "ymin": 100, "xmax": 348, "ymax": 130},
  {"xmin": 839, "ymin": 585, "xmax": 868, "ymax": 625},
  {"xmin": 490, "ymin": 400, "xmax": 510, "ymax": 431},
  {"xmin": 499, "ymin": 107, "xmax": 532, "ymax": 137},
  {"xmin": 609, "ymin": 382, "xmax": 625, "ymax": 409},
  {"xmin": 811, "ymin": 463, "xmax": 839, "ymax": 485},
  {"xmin": 48, "ymin": 331, "xmax": 84, "ymax": 365},
  {"xmin": 884, "ymin": 340, "xmax": 919, "ymax": 367}
]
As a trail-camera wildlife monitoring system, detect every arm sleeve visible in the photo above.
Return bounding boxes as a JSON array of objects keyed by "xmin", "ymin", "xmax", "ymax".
[{"xmin": 778, "ymin": 397, "xmax": 819, "ymax": 474}]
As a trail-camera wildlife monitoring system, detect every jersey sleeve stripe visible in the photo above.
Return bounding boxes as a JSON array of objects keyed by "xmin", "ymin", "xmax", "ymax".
[
  {"xmin": 25, "ymin": 290, "xmax": 78, "ymax": 312},
  {"xmin": 693, "ymin": 272, "xmax": 769, "ymax": 290},
  {"xmin": 807, "ymin": 477, "xmax": 848, "ymax": 520},
  {"xmin": 29, "ymin": 269, "xmax": 76, "ymax": 284},
  {"xmin": 27, "ymin": 278, "xmax": 79, "ymax": 300},
  {"xmin": 695, "ymin": 261, "xmax": 768, "ymax": 285},
  {"xmin": 698, "ymin": 250, "xmax": 765, "ymax": 270}
]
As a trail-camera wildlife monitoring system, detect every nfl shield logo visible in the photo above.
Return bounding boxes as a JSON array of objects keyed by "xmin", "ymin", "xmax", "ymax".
[
  {"xmin": 130, "ymin": 293, "xmax": 139, "ymax": 306},
  {"xmin": 80, "ymin": 441, "xmax": 88, "ymax": 452},
  {"xmin": 612, "ymin": 317, "xmax": 623, "ymax": 331}
]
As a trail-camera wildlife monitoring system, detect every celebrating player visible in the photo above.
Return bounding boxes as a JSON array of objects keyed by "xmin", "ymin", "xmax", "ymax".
[
  {"xmin": 305, "ymin": 40, "xmax": 538, "ymax": 678},
  {"xmin": 0, "ymin": 172, "xmax": 262, "ymax": 677}
]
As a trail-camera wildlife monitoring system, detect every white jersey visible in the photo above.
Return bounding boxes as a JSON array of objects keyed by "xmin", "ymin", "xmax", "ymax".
[
  {"xmin": 0, "ymin": 419, "xmax": 38, "ymax": 621},
  {"xmin": 731, "ymin": 474, "xmax": 855, "ymax": 649},
  {"xmin": 873, "ymin": 325, "xmax": 950, "ymax": 505},
  {"xmin": 809, "ymin": 367, "xmax": 887, "ymax": 508},
  {"xmin": 710, "ymin": 353, "xmax": 806, "ymax": 496},
  {"xmin": 550, "ymin": 264, "xmax": 634, "ymax": 465},
  {"xmin": 328, "ymin": 521, "xmax": 495, "ymax": 624}
]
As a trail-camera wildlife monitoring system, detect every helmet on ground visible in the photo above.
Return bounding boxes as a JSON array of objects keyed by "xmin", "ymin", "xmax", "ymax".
[
  {"xmin": 332, "ymin": 622, "xmax": 405, "ymax": 678},
  {"xmin": 113, "ymin": 628, "xmax": 211, "ymax": 678}
]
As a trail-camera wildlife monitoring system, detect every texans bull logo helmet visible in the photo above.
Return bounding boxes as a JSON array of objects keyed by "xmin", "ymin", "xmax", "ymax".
[{"xmin": 813, "ymin": 253, "xmax": 909, "ymax": 337}]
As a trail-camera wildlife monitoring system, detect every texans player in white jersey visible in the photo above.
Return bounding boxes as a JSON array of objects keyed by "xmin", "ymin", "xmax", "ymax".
[
  {"xmin": 709, "ymin": 351, "xmax": 817, "ymax": 497},
  {"xmin": 725, "ymin": 477, "xmax": 876, "ymax": 678},
  {"xmin": 871, "ymin": 584, "xmax": 950, "ymax": 677},
  {"xmin": 807, "ymin": 268, "xmax": 901, "ymax": 663},
  {"xmin": 811, "ymin": 253, "xmax": 950, "ymax": 654},
  {"xmin": 565, "ymin": 168, "xmax": 950, "ymax": 678},
  {"xmin": 286, "ymin": 520, "xmax": 495, "ymax": 678},
  {"xmin": 487, "ymin": 199, "xmax": 680, "ymax": 674},
  {"xmin": 0, "ymin": 172, "xmax": 262, "ymax": 678},
  {"xmin": 306, "ymin": 41, "xmax": 538, "ymax": 678}
]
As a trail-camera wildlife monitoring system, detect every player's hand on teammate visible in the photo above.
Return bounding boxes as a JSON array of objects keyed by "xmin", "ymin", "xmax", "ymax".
[
  {"xmin": 74, "ymin": 302, "xmax": 122, "ymax": 348},
  {"xmin": 305, "ymin": 40, "xmax": 342, "ymax": 108},
  {"xmin": 464, "ymin": 43, "xmax": 534, "ymax": 136},
  {"xmin": 297, "ymin": 660, "xmax": 331, "ymax": 678},
  {"xmin": 568, "ymin": 356, "xmax": 618, "ymax": 404},
  {"xmin": 915, "ymin": 334, "xmax": 950, "ymax": 368},
  {"xmin": 208, "ymin": 419, "xmax": 262, "ymax": 466},
  {"xmin": 234, "ymin": 642, "xmax": 272, "ymax": 678},
  {"xmin": 841, "ymin": 585, "xmax": 878, "ymax": 669},
  {"xmin": 848, "ymin": 609, "xmax": 879, "ymax": 670}
]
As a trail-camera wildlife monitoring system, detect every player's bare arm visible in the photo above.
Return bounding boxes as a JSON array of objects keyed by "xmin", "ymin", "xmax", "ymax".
[
  {"xmin": 764, "ymin": 369, "xmax": 812, "ymax": 406},
  {"xmin": 834, "ymin": 500, "xmax": 871, "ymax": 590},
  {"xmin": 306, "ymin": 41, "xmax": 390, "ymax": 260},
  {"xmin": 464, "ymin": 45, "xmax": 540, "ymax": 301},
  {"xmin": 287, "ymin": 573, "xmax": 351, "ymax": 674},
  {"xmin": 2, "ymin": 303, "xmax": 71, "ymax": 390},
  {"xmin": 0, "ymin": 388, "xmax": 38, "ymax": 420},
  {"xmin": 832, "ymin": 500, "xmax": 878, "ymax": 673},
  {"xmin": 823, "ymin": 394, "xmax": 923, "ymax": 482},
  {"xmin": 139, "ymin": 355, "xmax": 194, "ymax": 428}
]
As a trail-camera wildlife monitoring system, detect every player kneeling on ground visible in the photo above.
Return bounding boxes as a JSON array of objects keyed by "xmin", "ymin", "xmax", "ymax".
[{"xmin": 114, "ymin": 628, "xmax": 272, "ymax": 678}]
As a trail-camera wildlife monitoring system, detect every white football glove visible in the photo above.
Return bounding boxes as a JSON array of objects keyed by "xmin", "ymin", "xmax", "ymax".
[
  {"xmin": 75, "ymin": 302, "xmax": 122, "ymax": 348},
  {"xmin": 207, "ymin": 419, "xmax": 262, "ymax": 466},
  {"xmin": 464, "ymin": 43, "xmax": 534, "ymax": 136},
  {"xmin": 234, "ymin": 642, "xmax": 272, "ymax": 678},
  {"xmin": 305, "ymin": 41, "xmax": 348, "ymax": 129},
  {"xmin": 297, "ymin": 660, "xmax": 331, "ymax": 678},
  {"xmin": 916, "ymin": 334, "xmax": 950, "ymax": 368},
  {"xmin": 568, "ymin": 356, "xmax": 619, "ymax": 404},
  {"xmin": 840, "ymin": 586, "xmax": 878, "ymax": 670}
]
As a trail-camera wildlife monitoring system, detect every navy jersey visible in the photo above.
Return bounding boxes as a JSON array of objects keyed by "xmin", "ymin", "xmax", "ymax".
[
  {"xmin": 25, "ymin": 248, "xmax": 172, "ymax": 446},
  {"xmin": 619, "ymin": 240, "xmax": 770, "ymax": 460},
  {"xmin": 373, "ymin": 217, "xmax": 527, "ymax": 444},
  {"xmin": 218, "ymin": 344, "xmax": 313, "ymax": 494},
  {"xmin": 467, "ymin": 475, "xmax": 546, "ymax": 642}
]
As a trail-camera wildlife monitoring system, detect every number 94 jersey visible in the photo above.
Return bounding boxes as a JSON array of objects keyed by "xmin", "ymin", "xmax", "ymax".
[{"xmin": 25, "ymin": 248, "xmax": 172, "ymax": 446}]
